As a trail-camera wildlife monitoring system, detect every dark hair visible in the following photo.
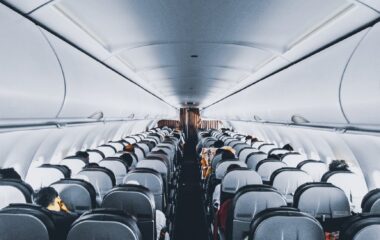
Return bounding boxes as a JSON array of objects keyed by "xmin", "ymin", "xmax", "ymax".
[
  {"xmin": 120, "ymin": 153, "xmax": 134, "ymax": 167},
  {"xmin": 329, "ymin": 160, "xmax": 349, "ymax": 172},
  {"xmin": 226, "ymin": 164, "xmax": 241, "ymax": 173},
  {"xmin": 245, "ymin": 135, "xmax": 253, "ymax": 140},
  {"xmin": 0, "ymin": 168, "xmax": 21, "ymax": 180},
  {"xmin": 213, "ymin": 140, "xmax": 224, "ymax": 148},
  {"xmin": 76, "ymin": 151, "xmax": 89, "ymax": 159},
  {"xmin": 33, "ymin": 187, "xmax": 58, "ymax": 207},
  {"xmin": 222, "ymin": 150, "xmax": 236, "ymax": 160},
  {"xmin": 282, "ymin": 144, "xmax": 294, "ymax": 151},
  {"xmin": 85, "ymin": 163, "xmax": 99, "ymax": 168},
  {"xmin": 215, "ymin": 148, "xmax": 223, "ymax": 155}
]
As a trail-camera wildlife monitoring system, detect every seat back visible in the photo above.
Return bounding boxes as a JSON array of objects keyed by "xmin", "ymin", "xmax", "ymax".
[
  {"xmin": 60, "ymin": 157, "xmax": 87, "ymax": 175},
  {"xmin": 99, "ymin": 158, "xmax": 128, "ymax": 185},
  {"xmin": 67, "ymin": 209, "xmax": 142, "ymax": 240},
  {"xmin": 322, "ymin": 171, "xmax": 368, "ymax": 212},
  {"xmin": 136, "ymin": 160, "xmax": 169, "ymax": 191},
  {"xmin": 230, "ymin": 185, "xmax": 286, "ymax": 240},
  {"xmin": 297, "ymin": 160, "xmax": 328, "ymax": 182},
  {"xmin": 340, "ymin": 214, "xmax": 380, "ymax": 240},
  {"xmin": 245, "ymin": 152, "xmax": 267, "ymax": 170},
  {"xmin": 238, "ymin": 148, "xmax": 257, "ymax": 162},
  {"xmin": 102, "ymin": 185, "xmax": 155, "ymax": 240},
  {"xmin": 0, "ymin": 179, "xmax": 33, "ymax": 208},
  {"xmin": 362, "ymin": 188, "xmax": 380, "ymax": 213},
  {"xmin": 75, "ymin": 167, "xmax": 115, "ymax": 199},
  {"xmin": 0, "ymin": 204, "xmax": 56, "ymax": 240},
  {"xmin": 294, "ymin": 182, "xmax": 350, "ymax": 231},
  {"xmin": 26, "ymin": 165, "xmax": 65, "ymax": 190},
  {"xmin": 270, "ymin": 168, "xmax": 312, "ymax": 204},
  {"xmin": 221, "ymin": 169, "xmax": 262, "ymax": 203},
  {"xmin": 256, "ymin": 159, "xmax": 287, "ymax": 183},
  {"xmin": 87, "ymin": 150, "xmax": 105, "ymax": 163},
  {"xmin": 51, "ymin": 179, "xmax": 96, "ymax": 213},
  {"xmin": 249, "ymin": 207, "xmax": 324, "ymax": 240},
  {"xmin": 281, "ymin": 152, "xmax": 307, "ymax": 167},
  {"xmin": 123, "ymin": 168, "xmax": 165, "ymax": 211},
  {"xmin": 215, "ymin": 160, "xmax": 247, "ymax": 180},
  {"xmin": 97, "ymin": 145, "xmax": 117, "ymax": 158},
  {"xmin": 258, "ymin": 143, "xmax": 276, "ymax": 153},
  {"xmin": 40, "ymin": 164, "xmax": 71, "ymax": 178}
]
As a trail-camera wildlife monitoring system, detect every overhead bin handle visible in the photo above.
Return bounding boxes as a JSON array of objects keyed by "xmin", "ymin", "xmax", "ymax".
[{"xmin": 88, "ymin": 111, "xmax": 104, "ymax": 120}]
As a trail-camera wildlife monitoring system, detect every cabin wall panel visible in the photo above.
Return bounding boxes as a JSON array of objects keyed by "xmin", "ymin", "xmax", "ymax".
[
  {"xmin": 230, "ymin": 120, "xmax": 380, "ymax": 190},
  {"xmin": 0, "ymin": 120, "xmax": 151, "ymax": 178},
  {"xmin": 341, "ymin": 23, "xmax": 380, "ymax": 125},
  {"xmin": 0, "ymin": 5, "xmax": 65, "ymax": 119}
]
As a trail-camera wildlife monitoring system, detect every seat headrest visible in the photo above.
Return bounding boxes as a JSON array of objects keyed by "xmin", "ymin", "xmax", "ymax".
[
  {"xmin": 0, "ymin": 179, "xmax": 33, "ymax": 208},
  {"xmin": 51, "ymin": 178, "xmax": 97, "ymax": 211},
  {"xmin": 249, "ymin": 207, "xmax": 324, "ymax": 240},
  {"xmin": 40, "ymin": 164, "xmax": 71, "ymax": 178},
  {"xmin": 362, "ymin": 188, "xmax": 380, "ymax": 213},
  {"xmin": 102, "ymin": 184, "xmax": 155, "ymax": 219},
  {"xmin": 68, "ymin": 208, "xmax": 142, "ymax": 240},
  {"xmin": 340, "ymin": 213, "xmax": 380, "ymax": 240},
  {"xmin": 81, "ymin": 166, "xmax": 116, "ymax": 186},
  {"xmin": 293, "ymin": 182, "xmax": 351, "ymax": 218},
  {"xmin": 0, "ymin": 203, "xmax": 56, "ymax": 240}
]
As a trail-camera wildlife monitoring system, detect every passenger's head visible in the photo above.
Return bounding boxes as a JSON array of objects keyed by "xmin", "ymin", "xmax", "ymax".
[
  {"xmin": 85, "ymin": 162, "xmax": 99, "ymax": 168},
  {"xmin": 226, "ymin": 164, "xmax": 241, "ymax": 173},
  {"xmin": 213, "ymin": 140, "xmax": 224, "ymax": 149},
  {"xmin": 124, "ymin": 144, "xmax": 134, "ymax": 153},
  {"xmin": 75, "ymin": 151, "xmax": 89, "ymax": 161},
  {"xmin": 329, "ymin": 160, "xmax": 350, "ymax": 172},
  {"xmin": 0, "ymin": 168, "xmax": 21, "ymax": 180},
  {"xmin": 33, "ymin": 187, "xmax": 62, "ymax": 211},
  {"xmin": 282, "ymin": 144, "xmax": 294, "ymax": 151},
  {"xmin": 245, "ymin": 135, "xmax": 252, "ymax": 140},
  {"xmin": 120, "ymin": 153, "xmax": 134, "ymax": 167},
  {"xmin": 221, "ymin": 150, "xmax": 236, "ymax": 160}
]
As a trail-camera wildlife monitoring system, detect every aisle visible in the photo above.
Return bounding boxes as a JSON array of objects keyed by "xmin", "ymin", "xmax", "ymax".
[{"xmin": 173, "ymin": 139, "xmax": 209, "ymax": 240}]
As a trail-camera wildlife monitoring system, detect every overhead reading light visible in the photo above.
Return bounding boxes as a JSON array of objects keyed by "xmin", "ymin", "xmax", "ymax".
[
  {"xmin": 88, "ymin": 111, "xmax": 104, "ymax": 120},
  {"xmin": 190, "ymin": 55, "xmax": 199, "ymax": 58},
  {"xmin": 291, "ymin": 115, "xmax": 310, "ymax": 124}
]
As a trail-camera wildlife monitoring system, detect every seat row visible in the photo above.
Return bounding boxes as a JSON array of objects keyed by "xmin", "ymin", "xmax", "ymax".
[
  {"xmin": 0, "ymin": 127, "xmax": 184, "ymax": 240},
  {"xmin": 198, "ymin": 128, "xmax": 380, "ymax": 240}
]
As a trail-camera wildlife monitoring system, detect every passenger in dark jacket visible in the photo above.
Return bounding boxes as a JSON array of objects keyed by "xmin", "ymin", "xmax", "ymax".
[{"xmin": 33, "ymin": 187, "xmax": 78, "ymax": 240}]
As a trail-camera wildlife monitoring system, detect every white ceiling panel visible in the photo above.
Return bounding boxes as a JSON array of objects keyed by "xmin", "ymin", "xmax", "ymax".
[{"xmin": 4, "ymin": 0, "xmax": 379, "ymax": 107}]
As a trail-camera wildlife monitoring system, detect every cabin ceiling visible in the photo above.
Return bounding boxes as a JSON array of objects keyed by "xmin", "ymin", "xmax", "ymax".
[{"xmin": 4, "ymin": 0, "xmax": 380, "ymax": 108}]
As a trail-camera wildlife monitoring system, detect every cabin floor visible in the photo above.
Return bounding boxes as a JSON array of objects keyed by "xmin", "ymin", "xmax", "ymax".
[{"xmin": 173, "ymin": 138, "xmax": 209, "ymax": 240}]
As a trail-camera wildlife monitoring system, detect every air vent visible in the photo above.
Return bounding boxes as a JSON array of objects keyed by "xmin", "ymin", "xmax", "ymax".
[{"xmin": 291, "ymin": 115, "xmax": 310, "ymax": 124}]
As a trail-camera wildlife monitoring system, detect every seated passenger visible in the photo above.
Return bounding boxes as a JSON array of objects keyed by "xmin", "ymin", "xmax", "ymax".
[
  {"xmin": 212, "ymin": 140, "xmax": 224, "ymax": 149},
  {"xmin": 0, "ymin": 168, "xmax": 21, "ymax": 179},
  {"xmin": 33, "ymin": 187, "xmax": 78, "ymax": 240},
  {"xmin": 75, "ymin": 151, "xmax": 90, "ymax": 164},
  {"xmin": 282, "ymin": 143, "xmax": 294, "ymax": 151},
  {"xmin": 212, "ymin": 164, "xmax": 244, "ymax": 240},
  {"xmin": 221, "ymin": 148, "xmax": 236, "ymax": 160},
  {"xmin": 120, "ymin": 153, "xmax": 134, "ymax": 170},
  {"xmin": 329, "ymin": 159, "xmax": 350, "ymax": 172},
  {"xmin": 124, "ymin": 144, "xmax": 135, "ymax": 153},
  {"xmin": 126, "ymin": 180, "xmax": 169, "ymax": 240}
]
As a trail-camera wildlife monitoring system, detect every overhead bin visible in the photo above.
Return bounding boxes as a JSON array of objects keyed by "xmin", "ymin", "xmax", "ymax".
[
  {"xmin": 202, "ymin": 28, "xmax": 369, "ymax": 125},
  {"xmin": 340, "ymin": 23, "xmax": 380, "ymax": 125},
  {"xmin": 0, "ymin": 5, "xmax": 65, "ymax": 119},
  {"xmin": 43, "ymin": 31, "xmax": 177, "ymax": 120}
]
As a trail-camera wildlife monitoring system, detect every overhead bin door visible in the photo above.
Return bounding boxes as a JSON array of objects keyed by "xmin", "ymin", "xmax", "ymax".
[{"xmin": 0, "ymin": 5, "xmax": 65, "ymax": 119}]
